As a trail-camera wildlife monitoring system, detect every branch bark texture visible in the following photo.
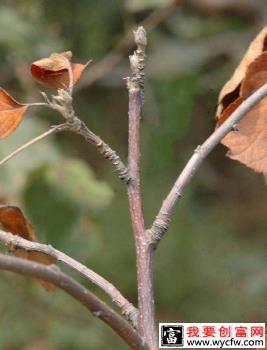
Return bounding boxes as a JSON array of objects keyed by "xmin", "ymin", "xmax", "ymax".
[
  {"xmin": 127, "ymin": 27, "xmax": 157, "ymax": 350},
  {"xmin": 43, "ymin": 89, "xmax": 131, "ymax": 184}
]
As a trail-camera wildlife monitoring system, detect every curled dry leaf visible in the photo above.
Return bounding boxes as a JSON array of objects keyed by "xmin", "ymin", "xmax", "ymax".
[
  {"xmin": 0, "ymin": 88, "xmax": 28, "ymax": 139},
  {"xmin": 240, "ymin": 52, "xmax": 267, "ymax": 98},
  {"xmin": 216, "ymin": 26, "xmax": 267, "ymax": 173},
  {"xmin": 30, "ymin": 51, "xmax": 91, "ymax": 89},
  {"xmin": 217, "ymin": 27, "xmax": 267, "ymax": 117},
  {"xmin": 0, "ymin": 205, "xmax": 56, "ymax": 291}
]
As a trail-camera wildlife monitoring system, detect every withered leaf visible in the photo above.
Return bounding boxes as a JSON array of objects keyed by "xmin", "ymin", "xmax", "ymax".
[
  {"xmin": 0, "ymin": 205, "xmax": 56, "ymax": 291},
  {"xmin": 221, "ymin": 97, "xmax": 267, "ymax": 173},
  {"xmin": 217, "ymin": 26, "xmax": 267, "ymax": 117},
  {"xmin": 31, "ymin": 51, "xmax": 90, "ymax": 89},
  {"xmin": 241, "ymin": 52, "xmax": 267, "ymax": 98},
  {"xmin": 0, "ymin": 88, "xmax": 28, "ymax": 139},
  {"xmin": 0, "ymin": 205, "xmax": 35, "ymax": 240},
  {"xmin": 217, "ymin": 26, "xmax": 267, "ymax": 173},
  {"xmin": 216, "ymin": 97, "xmax": 244, "ymax": 127}
]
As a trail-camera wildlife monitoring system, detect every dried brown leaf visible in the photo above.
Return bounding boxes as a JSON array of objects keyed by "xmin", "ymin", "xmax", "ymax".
[
  {"xmin": 216, "ymin": 27, "xmax": 267, "ymax": 174},
  {"xmin": 216, "ymin": 96, "xmax": 244, "ymax": 127},
  {"xmin": 241, "ymin": 51, "xmax": 267, "ymax": 98},
  {"xmin": 221, "ymin": 97, "xmax": 267, "ymax": 173},
  {"xmin": 0, "ymin": 88, "xmax": 28, "ymax": 139},
  {"xmin": 0, "ymin": 205, "xmax": 35, "ymax": 240},
  {"xmin": 30, "ymin": 51, "xmax": 90, "ymax": 89},
  {"xmin": 217, "ymin": 26, "xmax": 267, "ymax": 117},
  {"xmin": 0, "ymin": 206, "xmax": 56, "ymax": 291}
]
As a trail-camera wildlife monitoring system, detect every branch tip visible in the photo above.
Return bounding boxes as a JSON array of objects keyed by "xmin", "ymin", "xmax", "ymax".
[
  {"xmin": 127, "ymin": 23, "xmax": 157, "ymax": 348},
  {"xmin": 133, "ymin": 26, "xmax": 147, "ymax": 48}
]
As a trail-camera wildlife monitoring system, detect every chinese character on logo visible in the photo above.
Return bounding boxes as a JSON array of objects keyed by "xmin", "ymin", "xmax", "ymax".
[
  {"xmin": 187, "ymin": 326, "xmax": 200, "ymax": 338},
  {"xmin": 203, "ymin": 326, "xmax": 216, "ymax": 337},
  {"xmin": 219, "ymin": 326, "xmax": 231, "ymax": 338},
  {"xmin": 251, "ymin": 326, "xmax": 264, "ymax": 337},
  {"xmin": 235, "ymin": 326, "xmax": 247, "ymax": 338},
  {"xmin": 161, "ymin": 325, "xmax": 184, "ymax": 347}
]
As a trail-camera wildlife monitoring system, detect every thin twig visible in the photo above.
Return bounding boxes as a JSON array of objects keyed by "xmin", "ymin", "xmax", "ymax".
[
  {"xmin": 126, "ymin": 27, "xmax": 157, "ymax": 350},
  {"xmin": 0, "ymin": 124, "xmax": 67, "ymax": 166},
  {"xmin": 0, "ymin": 254, "xmax": 148, "ymax": 350},
  {"xmin": 149, "ymin": 82, "xmax": 267, "ymax": 246},
  {"xmin": 42, "ymin": 89, "xmax": 131, "ymax": 183},
  {"xmin": 77, "ymin": 121, "xmax": 131, "ymax": 182},
  {"xmin": 1, "ymin": 89, "xmax": 130, "ymax": 183},
  {"xmin": 0, "ymin": 229, "xmax": 137, "ymax": 326},
  {"xmin": 77, "ymin": 0, "xmax": 183, "ymax": 89},
  {"xmin": 25, "ymin": 102, "xmax": 48, "ymax": 107}
]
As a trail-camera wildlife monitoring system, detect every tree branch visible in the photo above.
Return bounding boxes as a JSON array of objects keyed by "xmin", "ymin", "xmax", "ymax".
[
  {"xmin": 0, "ymin": 229, "xmax": 137, "ymax": 326},
  {"xmin": 149, "ymin": 81, "xmax": 267, "ymax": 246},
  {"xmin": 74, "ymin": 120, "xmax": 131, "ymax": 183},
  {"xmin": 0, "ymin": 124, "xmax": 67, "ymax": 166},
  {"xmin": 0, "ymin": 254, "xmax": 148, "ymax": 350},
  {"xmin": 42, "ymin": 89, "xmax": 131, "ymax": 184},
  {"xmin": 126, "ymin": 27, "xmax": 157, "ymax": 350},
  {"xmin": 1, "ymin": 91, "xmax": 130, "ymax": 184}
]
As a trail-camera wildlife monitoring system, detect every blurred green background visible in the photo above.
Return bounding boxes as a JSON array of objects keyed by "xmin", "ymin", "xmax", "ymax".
[{"xmin": 0, "ymin": 0, "xmax": 266, "ymax": 349}]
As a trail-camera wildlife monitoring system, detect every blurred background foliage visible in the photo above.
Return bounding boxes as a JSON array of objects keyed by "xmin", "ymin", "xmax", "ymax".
[{"xmin": 0, "ymin": 0, "xmax": 266, "ymax": 349}]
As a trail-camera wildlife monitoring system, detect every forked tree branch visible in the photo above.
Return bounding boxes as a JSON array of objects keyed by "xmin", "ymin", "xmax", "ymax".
[
  {"xmin": 0, "ymin": 229, "xmax": 137, "ymax": 326},
  {"xmin": 0, "ymin": 254, "xmax": 148, "ymax": 350},
  {"xmin": 126, "ymin": 27, "xmax": 157, "ymax": 350},
  {"xmin": 149, "ymin": 82, "xmax": 267, "ymax": 247}
]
